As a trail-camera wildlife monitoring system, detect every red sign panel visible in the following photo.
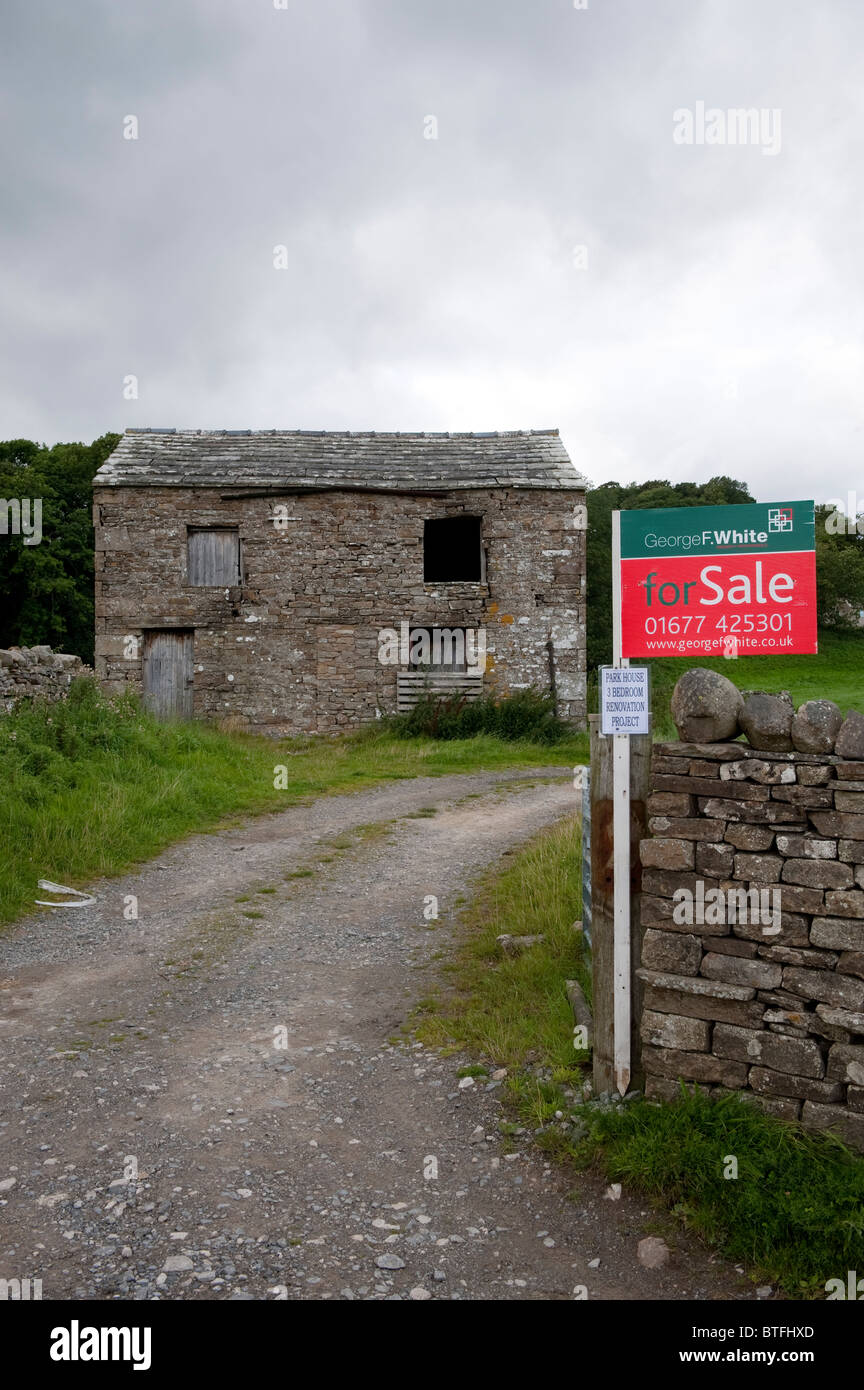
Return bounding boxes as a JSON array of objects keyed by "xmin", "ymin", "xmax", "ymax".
[{"xmin": 620, "ymin": 550, "xmax": 818, "ymax": 659}]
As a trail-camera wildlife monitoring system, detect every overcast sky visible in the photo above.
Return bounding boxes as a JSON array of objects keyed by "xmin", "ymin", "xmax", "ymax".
[{"xmin": 2, "ymin": 0, "xmax": 863, "ymax": 502}]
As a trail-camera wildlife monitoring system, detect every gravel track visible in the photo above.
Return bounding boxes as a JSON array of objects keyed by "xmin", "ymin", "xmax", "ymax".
[{"xmin": 0, "ymin": 767, "xmax": 751, "ymax": 1301}]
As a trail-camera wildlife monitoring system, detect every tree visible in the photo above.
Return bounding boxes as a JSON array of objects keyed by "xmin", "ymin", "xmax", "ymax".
[
  {"xmin": 814, "ymin": 503, "xmax": 864, "ymax": 628},
  {"xmin": 0, "ymin": 433, "xmax": 120, "ymax": 663}
]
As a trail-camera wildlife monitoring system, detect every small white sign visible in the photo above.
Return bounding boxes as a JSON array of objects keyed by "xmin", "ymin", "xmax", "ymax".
[{"xmin": 600, "ymin": 666, "xmax": 650, "ymax": 736}]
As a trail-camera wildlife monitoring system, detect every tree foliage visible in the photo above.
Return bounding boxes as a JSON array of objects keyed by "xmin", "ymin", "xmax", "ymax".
[
  {"xmin": 814, "ymin": 503, "xmax": 864, "ymax": 629},
  {"xmin": 0, "ymin": 434, "xmax": 120, "ymax": 664}
]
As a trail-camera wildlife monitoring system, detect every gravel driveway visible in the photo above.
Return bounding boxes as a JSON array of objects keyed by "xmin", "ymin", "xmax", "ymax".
[{"xmin": 0, "ymin": 767, "xmax": 751, "ymax": 1301}]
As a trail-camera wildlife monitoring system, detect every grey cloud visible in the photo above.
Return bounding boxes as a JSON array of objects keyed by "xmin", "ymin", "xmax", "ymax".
[{"xmin": 1, "ymin": 0, "xmax": 862, "ymax": 504}]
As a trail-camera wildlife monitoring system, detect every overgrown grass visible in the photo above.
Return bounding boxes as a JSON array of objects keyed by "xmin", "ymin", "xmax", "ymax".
[
  {"xmin": 572, "ymin": 1086, "xmax": 864, "ymax": 1296},
  {"xmin": 386, "ymin": 688, "xmax": 572, "ymax": 743},
  {"xmin": 415, "ymin": 813, "xmax": 588, "ymax": 1075},
  {"xmin": 420, "ymin": 811, "xmax": 864, "ymax": 1296},
  {"xmin": 589, "ymin": 628, "xmax": 864, "ymax": 739},
  {"xmin": 0, "ymin": 679, "xmax": 586, "ymax": 926}
]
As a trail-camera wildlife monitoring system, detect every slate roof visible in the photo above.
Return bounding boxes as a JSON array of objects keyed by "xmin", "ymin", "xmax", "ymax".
[{"xmin": 94, "ymin": 428, "xmax": 585, "ymax": 492}]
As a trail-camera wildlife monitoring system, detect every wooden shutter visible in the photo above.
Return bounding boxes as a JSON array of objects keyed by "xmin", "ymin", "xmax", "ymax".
[{"xmin": 187, "ymin": 528, "xmax": 240, "ymax": 586}]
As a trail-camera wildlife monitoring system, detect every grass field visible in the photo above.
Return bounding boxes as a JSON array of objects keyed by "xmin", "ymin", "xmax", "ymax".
[
  {"xmin": 589, "ymin": 627, "xmax": 864, "ymax": 738},
  {"xmin": 0, "ymin": 679, "xmax": 587, "ymax": 927}
]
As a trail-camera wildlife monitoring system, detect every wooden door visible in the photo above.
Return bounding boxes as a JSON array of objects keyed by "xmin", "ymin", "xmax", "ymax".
[{"xmin": 142, "ymin": 630, "xmax": 194, "ymax": 719}]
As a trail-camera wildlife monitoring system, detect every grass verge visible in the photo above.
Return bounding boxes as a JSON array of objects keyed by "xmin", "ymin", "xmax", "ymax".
[
  {"xmin": 418, "ymin": 811, "xmax": 864, "ymax": 1296},
  {"xmin": 570, "ymin": 1086, "xmax": 864, "ymax": 1296},
  {"xmin": 415, "ymin": 812, "xmax": 587, "ymax": 1077},
  {"xmin": 0, "ymin": 679, "xmax": 587, "ymax": 926}
]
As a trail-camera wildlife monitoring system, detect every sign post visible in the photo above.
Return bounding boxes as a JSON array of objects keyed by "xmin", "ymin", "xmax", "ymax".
[
  {"xmin": 610, "ymin": 512, "xmax": 631, "ymax": 1095},
  {"xmin": 581, "ymin": 768, "xmax": 592, "ymax": 951},
  {"xmin": 605, "ymin": 498, "xmax": 817, "ymax": 1099},
  {"xmin": 601, "ymin": 661, "xmax": 650, "ymax": 1094}
]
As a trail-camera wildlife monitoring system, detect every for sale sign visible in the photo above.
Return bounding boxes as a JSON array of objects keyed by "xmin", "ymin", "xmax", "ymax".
[{"xmin": 619, "ymin": 500, "xmax": 817, "ymax": 658}]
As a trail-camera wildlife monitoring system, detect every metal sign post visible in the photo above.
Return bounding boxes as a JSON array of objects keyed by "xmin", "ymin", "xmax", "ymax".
[
  {"xmin": 610, "ymin": 510, "xmax": 630, "ymax": 1097},
  {"xmin": 581, "ymin": 769, "xmax": 592, "ymax": 951}
]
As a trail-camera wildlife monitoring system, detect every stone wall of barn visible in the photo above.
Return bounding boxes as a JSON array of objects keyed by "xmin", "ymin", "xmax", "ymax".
[
  {"xmin": 638, "ymin": 740, "xmax": 864, "ymax": 1151},
  {"xmin": 92, "ymin": 485, "xmax": 586, "ymax": 734}
]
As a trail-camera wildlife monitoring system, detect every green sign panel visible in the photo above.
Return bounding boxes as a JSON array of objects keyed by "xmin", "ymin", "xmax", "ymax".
[{"xmin": 620, "ymin": 501, "xmax": 815, "ymax": 560}]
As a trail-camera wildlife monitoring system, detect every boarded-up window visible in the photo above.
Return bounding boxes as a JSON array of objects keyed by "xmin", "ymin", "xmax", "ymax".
[{"xmin": 187, "ymin": 528, "xmax": 241, "ymax": 586}]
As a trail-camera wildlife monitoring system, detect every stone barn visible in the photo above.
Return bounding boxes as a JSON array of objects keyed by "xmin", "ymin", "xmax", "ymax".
[{"xmin": 92, "ymin": 428, "xmax": 587, "ymax": 735}]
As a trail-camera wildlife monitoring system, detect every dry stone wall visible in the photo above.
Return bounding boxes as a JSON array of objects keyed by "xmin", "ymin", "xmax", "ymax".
[
  {"xmin": 639, "ymin": 739, "xmax": 864, "ymax": 1151},
  {"xmin": 0, "ymin": 646, "xmax": 91, "ymax": 712}
]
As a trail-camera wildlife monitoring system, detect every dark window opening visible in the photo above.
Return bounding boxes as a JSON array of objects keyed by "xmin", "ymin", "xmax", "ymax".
[
  {"xmin": 423, "ymin": 515, "xmax": 483, "ymax": 583},
  {"xmin": 187, "ymin": 528, "xmax": 241, "ymax": 586}
]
